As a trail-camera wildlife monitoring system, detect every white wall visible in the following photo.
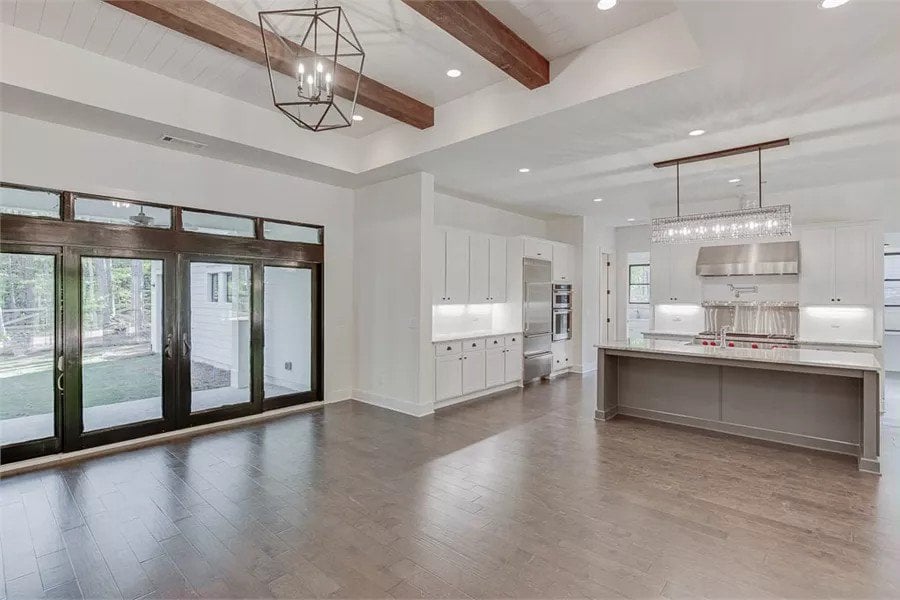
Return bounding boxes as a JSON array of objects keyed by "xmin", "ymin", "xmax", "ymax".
[
  {"xmin": 614, "ymin": 225, "xmax": 651, "ymax": 340},
  {"xmin": 0, "ymin": 113, "xmax": 355, "ymax": 402},
  {"xmin": 434, "ymin": 192, "xmax": 548, "ymax": 237},
  {"xmin": 575, "ymin": 216, "xmax": 616, "ymax": 373},
  {"xmin": 354, "ymin": 173, "xmax": 435, "ymax": 416}
]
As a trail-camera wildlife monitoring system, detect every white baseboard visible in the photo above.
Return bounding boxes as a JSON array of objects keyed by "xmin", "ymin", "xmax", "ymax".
[
  {"xmin": 326, "ymin": 389, "xmax": 352, "ymax": 403},
  {"xmin": 434, "ymin": 381, "xmax": 521, "ymax": 410},
  {"xmin": 572, "ymin": 364, "xmax": 596, "ymax": 374},
  {"xmin": 352, "ymin": 389, "xmax": 434, "ymax": 417}
]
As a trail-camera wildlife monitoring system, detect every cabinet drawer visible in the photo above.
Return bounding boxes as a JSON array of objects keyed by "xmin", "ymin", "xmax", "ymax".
[
  {"xmin": 434, "ymin": 341, "xmax": 462, "ymax": 356},
  {"xmin": 504, "ymin": 333, "xmax": 522, "ymax": 346},
  {"xmin": 485, "ymin": 336, "xmax": 504, "ymax": 349},
  {"xmin": 462, "ymin": 338, "xmax": 485, "ymax": 352}
]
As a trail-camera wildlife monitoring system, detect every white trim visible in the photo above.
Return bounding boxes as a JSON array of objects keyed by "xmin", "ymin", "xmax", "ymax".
[
  {"xmin": 572, "ymin": 364, "xmax": 596, "ymax": 374},
  {"xmin": 434, "ymin": 381, "xmax": 521, "ymax": 410},
  {"xmin": 0, "ymin": 400, "xmax": 343, "ymax": 477},
  {"xmin": 352, "ymin": 389, "xmax": 435, "ymax": 417}
]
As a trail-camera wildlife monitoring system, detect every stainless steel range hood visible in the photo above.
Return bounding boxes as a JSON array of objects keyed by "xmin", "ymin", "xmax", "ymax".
[{"xmin": 695, "ymin": 241, "xmax": 799, "ymax": 276}]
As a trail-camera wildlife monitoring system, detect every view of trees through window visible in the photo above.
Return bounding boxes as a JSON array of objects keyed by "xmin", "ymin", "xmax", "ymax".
[{"xmin": 629, "ymin": 264, "xmax": 650, "ymax": 304}]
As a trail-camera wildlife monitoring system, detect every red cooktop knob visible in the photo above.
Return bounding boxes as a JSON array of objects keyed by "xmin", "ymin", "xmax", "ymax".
[
  {"xmin": 751, "ymin": 343, "xmax": 759, "ymax": 349},
  {"xmin": 702, "ymin": 341, "xmax": 708, "ymax": 346},
  {"xmin": 728, "ymin": 342, "xmax": 735, "ymax": 347},
  {"xmin": 710, "ymin": 342, "xmax": 717, "ymax": 346}
]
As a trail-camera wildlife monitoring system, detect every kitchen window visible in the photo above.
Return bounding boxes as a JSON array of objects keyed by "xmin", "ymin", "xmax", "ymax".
[
  {"xmin": 886, "ymin": 253, "xmax": 900, "ymax": 308},
  {"xmin": 209, "ymin": 272, "xmax": 220, "ymax": 302},
  {"xmin": 629, "ymin": 264, "xmax": 650, "ymax": 304},
  {"xmin": 225, "ymin": 271, "xmax": 234, "ymax": 303}
]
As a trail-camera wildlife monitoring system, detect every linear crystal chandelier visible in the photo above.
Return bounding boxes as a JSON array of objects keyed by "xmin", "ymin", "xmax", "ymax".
[
  {"xmin": 259, "ymin": 1, "xmax": 364, "ymax": 132},
  {"xmin": 650, "ymin": 147, "xmax": 792, "ymax": 244}
]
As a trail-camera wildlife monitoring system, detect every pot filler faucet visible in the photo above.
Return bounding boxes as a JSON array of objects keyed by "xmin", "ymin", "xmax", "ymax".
[{"xmin": 719, "ymin": 325, "xmax": 733, "ymax": 347}]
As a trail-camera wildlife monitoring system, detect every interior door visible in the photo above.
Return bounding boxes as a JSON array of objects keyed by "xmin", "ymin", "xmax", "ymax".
[
  {"xmin": 181, "ymin": 257, "xmax": 258, "ymax": 425},
  {"xmin": 0, "ymin": 245, "xmax": 63, "ymax": 461},
  {"xmin": 69, "ymin": 248, "xmax": 177, "ymax": 450}
]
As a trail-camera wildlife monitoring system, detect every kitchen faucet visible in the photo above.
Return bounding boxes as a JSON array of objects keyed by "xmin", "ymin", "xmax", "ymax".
[{"xmin": 719, "ymin": 325, "xmax": 733, "ymax": 347}]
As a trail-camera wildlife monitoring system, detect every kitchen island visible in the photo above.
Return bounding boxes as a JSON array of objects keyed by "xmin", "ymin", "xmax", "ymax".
[{"xmin": 595, "ymin": 339, "xmax": 881, "ymax": 473}]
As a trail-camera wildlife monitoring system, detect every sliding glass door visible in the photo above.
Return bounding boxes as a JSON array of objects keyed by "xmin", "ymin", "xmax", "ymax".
[
  {"xmin": 0, "ymin": 246, "xmax": 62, "ymax": 460},
  {"xmin": 68, "ymin": 248, "xmax": 177, "ymax": 449}
]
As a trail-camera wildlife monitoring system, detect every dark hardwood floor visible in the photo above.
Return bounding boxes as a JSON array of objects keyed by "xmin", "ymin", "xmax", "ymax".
[{"xmin": 1, "ymin": 374, "xmax": 899, "ymax": 599}]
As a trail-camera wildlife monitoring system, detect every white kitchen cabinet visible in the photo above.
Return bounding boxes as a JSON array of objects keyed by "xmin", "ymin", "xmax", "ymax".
[
  {"xmin": 442, "ymin": 230, "xmax": 469, "ymax": 304},
  {"xmin": 435, "ymin": 354, "xmax": 462, "ymax": 401},
  {"xmin": 504, "ymin": 345, "xmax": 522, "ymax": 382},
  {"xmin": 432, "ymin": 233, "xmax": 447, "ymax": 305},
  {"xmin": 488, "ymin": 236, "xmax": 507, "ymax": 303},
  {"xmin": 524, "ymin": 238, "xmax": 552, "ymax": 260},
  {"xmin": 552, "ymin": 243, "xmax": 572, "ymax": 282},
  {"xmin": 551, "ymin": 340, "xmax": 570, "ymax": 372},
  {"xmin": 485, "ymin": 347, "xmax": 505, "ymax": 388},
  {"xmin": 468, "ymin": 234, "xmax": 491, "ymax": 303},
  {"xmin": 800, "ymin": 224, "xmax": 871, "ymax": 306},
  {"xmin": 462, "ymin": 349, "xmax": 486, "ymax": 394},
  {"xmin": 650, "ymin": 244, "xmax": 700, "ymax": 304}
]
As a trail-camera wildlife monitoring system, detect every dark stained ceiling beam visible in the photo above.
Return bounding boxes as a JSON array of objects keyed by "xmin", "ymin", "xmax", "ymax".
[
  {"xmin": 653, "ymin": 139, "xmax": 791, "ymax": 168},
  {"xmin": 401, "ymin": 0, "xmax": 549, "ymax": 89},
  {"xmin": 105, "ymin": 0, "xmax": 434, "ymax": 129}
]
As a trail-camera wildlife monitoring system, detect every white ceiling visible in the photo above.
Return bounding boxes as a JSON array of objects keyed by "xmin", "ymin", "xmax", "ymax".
[{"xmin": 1, "ymin": 0, "xmax": 899, "ymax": 223}]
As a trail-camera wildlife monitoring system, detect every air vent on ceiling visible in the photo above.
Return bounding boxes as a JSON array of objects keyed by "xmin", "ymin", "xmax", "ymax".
[{"xmin": 158, "ymin": 134, "xmax": 207, "ymax": 150}]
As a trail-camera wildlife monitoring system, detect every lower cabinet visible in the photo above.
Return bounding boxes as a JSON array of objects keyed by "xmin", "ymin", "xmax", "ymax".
[
  {"xmin": 462, "ymin": 350, "xmax": 486, "ymax": 394},
  {"xmin": 435, "ymin": 354, "xmax": 463, "ymax": 401},
  {"xmin": 551, "ymin": 340, "xmax": 570, "ymax": 372},
  {"xmin": 434, "ymin": 334, "xmax": 523, "ymax": 403}
]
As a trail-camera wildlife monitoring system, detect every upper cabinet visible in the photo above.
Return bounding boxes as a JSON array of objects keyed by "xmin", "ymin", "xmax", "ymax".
[
  {"xmin": 552, "ymin": 243, "xmax": 573, "ymax": 282},
  {"xmin": 434, "ymin": 229, "xmax": 470, "ymax": 304},
  {"xmin": 650, "ymin": 244, "xmax": 701, "ymax": 304},
  {"xmin": 800, "ymin": 223, "xmax": 872, "ymax": 306},
  {"xmin": 434, "ymin": 229, "xmax": 507, "ymax": 304},
  {"xmin": 523, "ymin": 238, "xmax": 552, "ymax": 260}
]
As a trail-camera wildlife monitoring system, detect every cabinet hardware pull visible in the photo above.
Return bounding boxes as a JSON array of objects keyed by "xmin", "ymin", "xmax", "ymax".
[{"xmin": 446, "ymin": 346, "xmax": 452, "ymax": 351}]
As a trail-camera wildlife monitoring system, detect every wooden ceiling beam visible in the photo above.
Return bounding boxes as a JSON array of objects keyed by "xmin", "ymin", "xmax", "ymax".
[
  {"xmin": 105, "ymin": 0, "xmax": 434, "ymax": 129},
  {"xmin": 653, "ymin": 139, "xmax": 791, "ymax": 168},
  {"xmin": 401, "ymin": 0, "xmax": 549, "ymax": 89}
]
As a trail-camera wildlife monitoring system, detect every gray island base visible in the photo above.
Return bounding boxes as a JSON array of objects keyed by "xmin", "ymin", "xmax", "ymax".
[{"xmin": 595, "ymin": 340, "xmax": 881, "ymax": 474}]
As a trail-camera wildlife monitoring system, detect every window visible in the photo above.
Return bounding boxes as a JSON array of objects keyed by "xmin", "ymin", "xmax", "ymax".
[
  {"xmin": 629, "ymin": 264, "xmax": 650, "ymax": 304},
  {"xmin": 887, "ymin": 254, "xmax": 900, "ymax": 308},
  {"xmin": 182, "ymin": 210, "xmax": 255, "ymax": 237},
  {"xmin": 0, "ymin": 187, "xmax": 60, "ymax": 218},
  {"xmin": 209, "ymin": 273, "xmax": 219, "ymax": 302},
  {"xmin": 225, "ymin": 271, "xmax": 234, "ymax": 303},
  {"xmin": 75, "ymin": 197, "xmax": 171, "ymax": 229},
  {"xmin": 263, "ymin": 221, "xmax": 322, "ymax": 244}
]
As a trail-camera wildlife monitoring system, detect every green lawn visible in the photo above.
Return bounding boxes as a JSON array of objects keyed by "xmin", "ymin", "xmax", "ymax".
[{"xmin": 1, "ymin": 353, "xmax": 229, "ymax": 419}]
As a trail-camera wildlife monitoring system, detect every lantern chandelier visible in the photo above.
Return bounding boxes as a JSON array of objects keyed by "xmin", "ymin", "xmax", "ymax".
[
  {"xmin": 650, "ymin": 144, "xmax": 792, "ymax": 245},
  {"xmin": 259, "ymin": 1, "xmax": 365, "ymax": 132}
]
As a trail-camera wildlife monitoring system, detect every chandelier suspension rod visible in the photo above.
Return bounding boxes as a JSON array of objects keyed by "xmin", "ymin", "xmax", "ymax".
[
  {"xmin": 758, "ymin": 147, "xmax": 763, "ymax": 209},
  {"xmin": 676, "ymin": 161, "xmax": 681, "ymax": 217}
]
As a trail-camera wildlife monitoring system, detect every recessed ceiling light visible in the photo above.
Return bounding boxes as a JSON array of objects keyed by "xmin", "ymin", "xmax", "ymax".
[
  {"xmin": 446, "ymin": 69, "xmax": 462, "ymax": 78},
  {"xmin": 593, "ymin": 198, "xmax": 603, "ymax": 202},
  {"xmin": 819, "ymin": 0, "xmax": 849, "ymax": 8},
  {"xmin": 728, "ymin": 178, "xmax": 741, "ymax": 183},
  {"xmin": 627, "ymin": 218, "xmax": 635, "ymax": 222},
  {"xmin": 596, "ymin": 0, "xmax": 617, "ymax": 10},
  {"xmin": 352, "ymin": 114, "xmax": 364, "ymax": 122},
  {"xmin": 518, "ymin": 167, "xmax": 531, "ymax": 173},
  {"xmin": 688, "ymin": 129, "xmax": 706, "ymax": 137}
]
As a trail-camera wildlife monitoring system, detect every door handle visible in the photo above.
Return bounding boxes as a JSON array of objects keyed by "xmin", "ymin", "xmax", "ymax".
[
  {"xmin": 164, "ymin": 334, "xmax": 174, "ymax": 359},
  {"xmin": 182, "ymin": 333, "xmax": 192, "ymax": 355},
  {"xmin": 56, "ymin": 355, "xmax": 64, "ymax": 392}
]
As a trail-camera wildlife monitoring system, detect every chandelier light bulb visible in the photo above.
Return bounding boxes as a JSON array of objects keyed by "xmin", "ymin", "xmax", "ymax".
[
  {"xmin": 307, "ymin": 75, "xmax": 314, "ymax": 85},
  {"xmin": 297, "ymin": 62, "xmax": 304, "ymax": 75},
  {"xmin": 316, "ymin": 62, "xmax": 323, "ymax": 72}
]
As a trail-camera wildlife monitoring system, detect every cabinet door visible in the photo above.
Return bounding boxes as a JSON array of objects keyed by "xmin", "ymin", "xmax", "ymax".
[
  {"xmin": 485, "ymin": 348, "xmax": 505, "ymax": 388},
  {"xmin": 799, "ymin": 227, "xmax": 836, "ymax": 305},
  {"xmin": 435, "ymin": 355, "xmax": 462, "ymax": 401},
  {"xmin": 650, "ymin": 246, "xmax": 671, "ymax": 303},
  {"xmin": 504, "ymin": 347, "xmax": 522, "ymax": 382},
  {"xmin": 524, "ymin": 238, "xmax": 552, "ymax": 260},
  {"xmin": 433, "ymin": 231, "xmax": 447, "ymax": 304},
  {"xmin": 462, "ymin": 350, "xmax": 486, "ymax": 394},
  {"xmin": 552, "ymin": 243, "xmax": 570, "ymax": 282},
  {"xmin": 551, "ymin": 340, "xmax": 568, "ymax": 372},
  {"xmin": 445, "ymin": 230, "xmax": 469, "ymax": 304},
  {"xmin": 669, "ymin": 244, "xmax": 701, "ymax": 303},
  {"xmin": 834, "ymin": 225, "xmax": 870, "ymax": 305},
  {"xmin": 468, "ymin": 234, "xmax": 491, "ymax": 303},
  {"xmin": 488, "ymin": 236, "xmax": 507, "ymax": 303}
]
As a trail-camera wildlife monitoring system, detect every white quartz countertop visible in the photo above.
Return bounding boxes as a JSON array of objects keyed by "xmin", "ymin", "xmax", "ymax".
[
  {"xmin": 433, "ymin": 330, "xmax": 523, "ymax": 343},
  {"xmin": 796, "ymin": 339, "xmax": 881, "ymax": 349},
  {"xmin": 596, "ymin": 339, "xmax": 881, "ymax": 372}
]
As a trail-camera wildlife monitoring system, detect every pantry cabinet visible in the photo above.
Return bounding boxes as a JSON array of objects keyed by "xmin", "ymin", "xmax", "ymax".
[{"xmin": 799, "ymin": 224, "xmax": 872, "ymax": 306}]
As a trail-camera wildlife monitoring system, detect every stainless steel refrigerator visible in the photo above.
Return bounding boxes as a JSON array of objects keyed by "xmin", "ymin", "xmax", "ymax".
[{"xmin": 522, "ymin": 258, "xmax": 552, "ymax": 381}]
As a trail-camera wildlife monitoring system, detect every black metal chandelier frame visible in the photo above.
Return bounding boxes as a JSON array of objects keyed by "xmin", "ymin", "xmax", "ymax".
[{"xmin": 259, "ymin": 2, "xmax": 365, "ymax": 132}]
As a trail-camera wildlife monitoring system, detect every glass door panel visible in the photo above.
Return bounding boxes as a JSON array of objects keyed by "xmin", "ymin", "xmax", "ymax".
[
  {"xmin": 264, "ymin": 266, "xmax": 312, "ymax": 398},
  {"xmin": 0, "ymin": 252, "xmax": 57, "ymax": 446},
  {"xmin": 188, "ymin": 262, "xmax": 251, "ymax": 412},
  {"xmin": 81, "ymin": 257, "xmax": 164, "ymax": 431}
]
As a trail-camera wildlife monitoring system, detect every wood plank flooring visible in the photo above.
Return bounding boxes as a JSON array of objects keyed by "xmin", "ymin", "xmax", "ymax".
[{"xmin": 1, "ymin": 373, "xmax": 899, "ymax": 599}]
